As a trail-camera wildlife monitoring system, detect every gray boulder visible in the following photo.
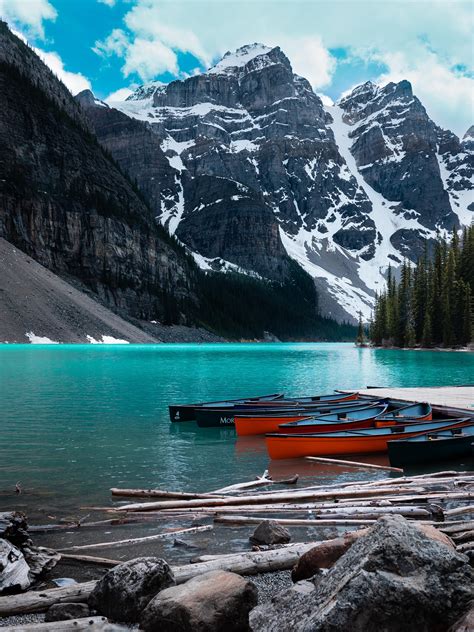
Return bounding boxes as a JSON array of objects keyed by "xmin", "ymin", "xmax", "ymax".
[
  {"xmin": 88, "ymin": 557, "xmax": 175, "ymax": 623},
  {"xmin": 45, "ymin": 602, "xmax": 90, "ymax": 622},
  {"xmin": 250, "ymin": 520, "xmax": 291, "ymax": 545},
  {"xmin": 448, "ymin": 602, "xmax": 474, "ymax": 632},
  {"xmin": 250, "ymin": 515, "xmax": 474, "ymax": 632},
  {"xmin": 141, "ymin": 570, "xmax": 258, "ymax": 632}
]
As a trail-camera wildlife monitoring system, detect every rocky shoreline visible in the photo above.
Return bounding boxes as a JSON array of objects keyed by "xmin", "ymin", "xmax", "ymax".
[{"xmin": 1, "ymin": 504, "xmax": 474, "ymax": 630}]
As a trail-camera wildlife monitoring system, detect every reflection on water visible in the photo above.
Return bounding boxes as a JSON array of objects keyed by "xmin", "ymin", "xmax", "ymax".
[{"xmin": 0, "ymin": 343, "xmax": 473, "ymax": 522}]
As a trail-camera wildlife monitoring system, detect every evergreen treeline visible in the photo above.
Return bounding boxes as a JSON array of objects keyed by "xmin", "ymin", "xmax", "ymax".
[
  {"xmin": 370, "ymin": 226, "xmax": 473, "ymax": 348},
  {"xmin": 198, "ymin": 261, "xmax": 357, "ymax": 341}
]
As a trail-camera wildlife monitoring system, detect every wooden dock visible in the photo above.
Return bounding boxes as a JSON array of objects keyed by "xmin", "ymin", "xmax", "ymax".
[{"xmin": 347, "ymin": 386, "xmax": 474, "ymax": 414}]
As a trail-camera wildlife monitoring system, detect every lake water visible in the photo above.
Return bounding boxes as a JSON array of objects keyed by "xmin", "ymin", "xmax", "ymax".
[{"xmin": 1, "ymin": 343, "xmax": 473, "ymax": 517}]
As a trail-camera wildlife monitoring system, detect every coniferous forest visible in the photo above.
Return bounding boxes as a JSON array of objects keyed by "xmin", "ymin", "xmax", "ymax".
[{"xmin": 369, "ymin": 225, "xmax": 473, "ymax": 348}]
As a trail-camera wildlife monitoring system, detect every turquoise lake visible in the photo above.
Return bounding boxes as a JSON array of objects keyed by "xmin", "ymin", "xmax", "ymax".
[{"xmin": 1, "ymin": 343, "xmax": 473, "ymax": 523}]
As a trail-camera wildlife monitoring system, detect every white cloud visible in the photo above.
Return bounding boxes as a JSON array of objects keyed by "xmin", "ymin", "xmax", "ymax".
[
  {"xmin": 97, "ymin": 0, "xmax": 115, "ymax": 6},
  {"xmin": 122, "ymin": 38, "xmax": 178, "ymax": 80},
  {"xmin": 35, "ymin": 48, "xmax": 91, "ymax": 95},
  {"xmin": 93, "ymin": 28, "xmax": 129, "ymax": 57},
  {"xmin": 0, "ymin": 0, "xmax": 56, "ymax": 38},
  {"xmin": 105, "ymin": 87, "xmax": 134, "ymax": 102},
  {"xmin": 376, "ymin": 50, "xmax": 474, "ymax": 137},
  {"xmin": 282, "ymin": 36, "xmax": 336, "ymax": 88}
]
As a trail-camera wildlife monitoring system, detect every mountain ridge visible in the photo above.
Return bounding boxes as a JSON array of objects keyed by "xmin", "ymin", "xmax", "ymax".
[{"xmin": 90, "ymin": 42, "xmax": 472, "ymax": 321}]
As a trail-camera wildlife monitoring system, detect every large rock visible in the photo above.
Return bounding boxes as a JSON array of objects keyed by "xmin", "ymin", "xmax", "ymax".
[
  {"xmin": 250, "ymin": 520, "xmax": 291, "ymax": 546},
  {"xmin": 250, "ymin": 515, "xmax": 474, "ymax": 632},
  {"xmin": 291, "ymin": 524, "xmax": 453, "ymax": 582},
  {"xmin": 141, "ymin": 570, "xmax": 258, "ymax": 632},
  {"xmin": 88, "ymin": 557, "xmax": 175, "ymax": 623},
  {"xmin": 23, "ymin": 544, "xmax": 61, "ymax": 581},
  {"xmin": 448, "ymin": 602, "xmax": 474, "ymax": 632},
  {"xmin": 45, "ymin": 602, "xmax": 90, "ymax": 622},
  {"xmin": 0, "ymin": 539, "xmax": 30, "ymax": 593},
  {"xmin": 291, "ymin": 529, "xmax": 368, "ymax": 582}
]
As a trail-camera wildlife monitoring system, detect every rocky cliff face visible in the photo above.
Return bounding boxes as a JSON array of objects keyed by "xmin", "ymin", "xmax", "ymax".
[
  {"xmin": 83, "ymin": 43, "xmax": 473, "ymax": 322},
  {"xmin": 0, "ymin": 22, "xmax": 194, "ymax": 324}
]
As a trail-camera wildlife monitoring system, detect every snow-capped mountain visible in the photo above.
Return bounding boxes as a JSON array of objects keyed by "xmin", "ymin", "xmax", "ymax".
[{"xmin": 78, "ymin": 43, "xmax": 473, "ymax": 322}]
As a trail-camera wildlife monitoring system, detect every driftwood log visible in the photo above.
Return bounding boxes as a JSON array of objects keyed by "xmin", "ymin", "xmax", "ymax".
[
  {"xmin": 114, "ymin": 486, "xmax": 431, "ymax": 512},
  {"xmin": 110, "ymin": 489, "xmax": 223, "ymax": 500},
  {"xmin": 305, "ymin": 456, "xmax": 403, "ymax": 472},
  {"xmin": 57, "ymin": 525, "xmax": 213, "ymax": 552}
]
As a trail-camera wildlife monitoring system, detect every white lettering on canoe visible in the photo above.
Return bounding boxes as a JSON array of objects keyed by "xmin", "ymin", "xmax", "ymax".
[{"xmin": 220, "ymin": 417, "xmax": 234, "ymax": 425}]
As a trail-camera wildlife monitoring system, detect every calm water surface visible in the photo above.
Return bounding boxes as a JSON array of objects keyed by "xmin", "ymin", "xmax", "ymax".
[{"xmin": 1, "ymin": 343, "xmax": 473, "ymax": 517}]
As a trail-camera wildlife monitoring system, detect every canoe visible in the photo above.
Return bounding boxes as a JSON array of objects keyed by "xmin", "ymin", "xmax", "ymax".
[
  {"xmin": 235, "ymin": 402, "xmax": 387, "ymax": 436},
  {"xmin": 169, "ymin": 393, "xmax": 283, "ymax": 422},
  {"xmin": 195, "ymin": 393, "xmax": 359, "ymax": 428},
  {"xmin": 388, "ymin": 423, "xmax": 474, "ymax": 467},
  {"xmin": 277, "ymin": 404, "xmax": 389, "ymax": 434},
  {"xmin": 236, "ymin": 392, "xmax": 359, "ymax": 408},
  {"xmin": 375, "ymin": 402, "xmax": 432, "ymax": 425},
  {"xmin": 196, "ymin": 401, "xmax": 367, "ymax": 434},
  {"xmin": 265, "ymin": 418, "xmax": 472, "ymax": 460}
]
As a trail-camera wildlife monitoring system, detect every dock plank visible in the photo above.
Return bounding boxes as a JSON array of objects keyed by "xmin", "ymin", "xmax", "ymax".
[{"xmin": 348, "ymin": 387, "xmax": 474, "ymax": 412}]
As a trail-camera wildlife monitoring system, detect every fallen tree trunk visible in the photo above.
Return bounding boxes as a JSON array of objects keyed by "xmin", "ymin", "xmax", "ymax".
[
  {"xmin": 58, "ymin": 553, "xmax": 120, "ymax": 566},
  {"xmin": 58, "ymin": 525, "xmax": 213, "ymax": 552},
  {"xmin": 0, "ymin": 580, "xmax": 97, "ymax": 616},
  {"xmin": 214, "ymin": 508, "xmax": 431, "ymax": 525},
  {"xmin": 211, "ymin": 473, "xmax": 299, "ymax": 494},
  {"xmin": 439, "ymin": 521, "xmax": 474, "ymax": 534},
  {"xmin": 445, "ymin": 505, "xmax": 474, "ymax": 517},
  {"xmin": 305, "ymin": 456, "xmax": 403, "ymax": 473},
  {"xmin": 215, "ymin": 515, "xmax": 377, "ymax": 527},
  {"xmin": 450, "ymin": 530, "xmax": 474, "ymax": 543},
  {"xmin": 110, "ymin": 488, "xmax": 223, "ymax": 500},
  {"xmin": 115, "ymin": 486, "xmax": 428, "ymax": 512}
]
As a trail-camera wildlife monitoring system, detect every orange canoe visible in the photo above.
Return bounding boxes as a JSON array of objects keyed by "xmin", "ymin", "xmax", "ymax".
[
  {"xmin": 235, "ymin": 413, "xmax": 313, "ymax": 436},
  {"xmin": 265, "ymin": 418, "xmax": 471, "ymax": 460},
  {"xmin": 235, "ymin": 403, "xmax": 384, "ymax": 436}
]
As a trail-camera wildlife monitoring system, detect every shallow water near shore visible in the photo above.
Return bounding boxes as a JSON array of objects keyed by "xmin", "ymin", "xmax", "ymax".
[{"xmin": 0, "ymin": 343, "xmax": 473, "ymax": 567}]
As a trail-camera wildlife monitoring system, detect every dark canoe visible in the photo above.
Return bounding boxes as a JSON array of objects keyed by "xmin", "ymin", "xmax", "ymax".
[
  {"xmin": 278, "ymin": 404, "xmax": 389, "ymax": 434},
  {"xmin": 388, "ymin": 422, "xmax": 474, "ymax": 467},
  {"xmin": 376, "ymin": 402, "xmax": 432, "ymax": 423},
  {"xmin": 169, "ymin": 393, "xmax": 283, "ymax": 422},
  {"xmin": 196, "ymin": 399, "xmax": 379, "ymax": 429},
  {"xmin": 235, "ymin": 392, "xmax": 358, "ymax": 408}
]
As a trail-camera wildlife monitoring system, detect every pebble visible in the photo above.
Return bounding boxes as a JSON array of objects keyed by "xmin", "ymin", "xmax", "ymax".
[
  {"xmin": 245, "ymin": 570, "xmax": 293, "ymax": 603},
  {"xmin": 0, "ymin": 613, "xmax": 45, "ymax": 627}
]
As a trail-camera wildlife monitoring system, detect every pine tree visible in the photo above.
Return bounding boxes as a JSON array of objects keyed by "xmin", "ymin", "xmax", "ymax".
[
  {"xmin": 421, "ymin": 310, "xmax": 433, "ymax": 348},
  {"xmin": 356, "ymin": 311, "xmax": 365, "ymax": 345}
]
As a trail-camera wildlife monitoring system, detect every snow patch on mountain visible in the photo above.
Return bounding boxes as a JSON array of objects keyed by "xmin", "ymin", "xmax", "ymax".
[{"xmin": 208, "ymin": 43, "xmax": 273, "ymax": 75}]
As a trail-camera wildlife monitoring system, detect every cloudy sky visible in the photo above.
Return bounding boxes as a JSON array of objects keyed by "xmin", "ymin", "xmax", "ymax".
[{"xmin": 2, "ymin": 0, "xmax": 473, "ymax": 135}]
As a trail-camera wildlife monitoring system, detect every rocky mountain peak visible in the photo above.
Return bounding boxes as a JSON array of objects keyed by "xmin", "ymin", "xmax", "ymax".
[
  {"xmin": 75, "ymin": 89, "xmax": 109, "ymax": 109},
  {"xmin": 462, "ymin": 125, "xmax": 474, "ymax": 150},
  {"xmin": 207, "ymin": 43, "xmax": 293, "ymax": 81},
  {"xmin": 126, "ymin": 80, "xmax": 165, "ymax": 102}
]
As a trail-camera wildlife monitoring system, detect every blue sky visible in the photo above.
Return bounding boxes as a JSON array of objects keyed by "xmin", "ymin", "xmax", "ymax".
[{"xmin": 2, "ymin": 0, "xmax": 473, "ymax": 135}]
